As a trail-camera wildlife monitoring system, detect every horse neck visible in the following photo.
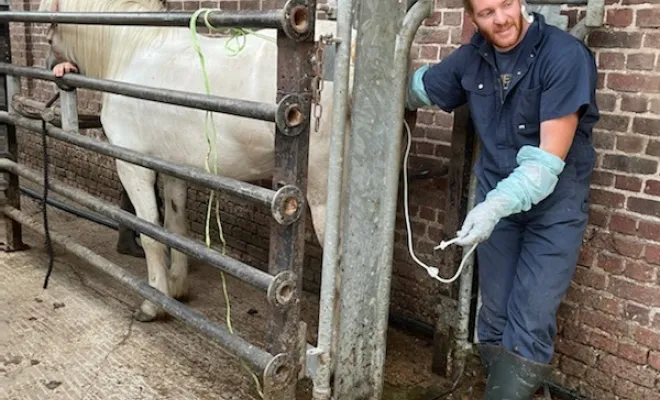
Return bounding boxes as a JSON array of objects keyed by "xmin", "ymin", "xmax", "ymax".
[{"xmin": 61, "ymin": 24, "xmax": 176, "ymax": 80}]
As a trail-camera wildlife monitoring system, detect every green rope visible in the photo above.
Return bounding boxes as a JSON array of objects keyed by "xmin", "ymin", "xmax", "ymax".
[{"xmin": 189, "ymin": 8, "xmax": 272, "ymax": 398}]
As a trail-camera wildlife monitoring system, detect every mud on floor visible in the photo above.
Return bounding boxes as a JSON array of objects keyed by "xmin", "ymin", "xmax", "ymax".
[{"xmin": 0, "ymin": 192, "xmax": 555, "ymax": 400}]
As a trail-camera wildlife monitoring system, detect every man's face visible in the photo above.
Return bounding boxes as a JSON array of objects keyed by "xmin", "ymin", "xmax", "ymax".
[{"xmin": 470, "ymin": 0, "xmax": 528, "ymax": 52}]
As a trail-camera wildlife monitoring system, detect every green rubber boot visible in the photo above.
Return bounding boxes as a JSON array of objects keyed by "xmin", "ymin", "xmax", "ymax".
[
  {"xmin": 478, "ymin": 343, "xmax": 503, "ymax": 376},
  {"xmin": 482, "ymin": 347, "xmax": 552, "ymax": 400}
]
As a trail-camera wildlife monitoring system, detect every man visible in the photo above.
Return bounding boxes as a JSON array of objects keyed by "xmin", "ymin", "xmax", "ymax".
[{"xmin": 406, "ymin": 0, "xmax": 599, "ymax": 398}]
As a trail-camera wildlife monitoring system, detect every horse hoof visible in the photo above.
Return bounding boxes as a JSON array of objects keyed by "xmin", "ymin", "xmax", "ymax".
[
  {"xmin": 170, "ymin": 282, "xmax": 189, "ymax": 302},
  {"xmin": 133, "ymin": 309, "xmax": 156, "ymax": 322},
  {"xmin": 117, "ymin": 241, "xmax": 146, "ymax": 258}
]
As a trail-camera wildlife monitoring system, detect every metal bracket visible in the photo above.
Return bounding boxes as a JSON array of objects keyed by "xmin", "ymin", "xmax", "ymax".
[
  {"xmin": 275, "ymin": 93, "xmax": 311, "ymax": 137},
  {"xmin": 282, "ymin": 0, "xmax": 315, "ymax": 41},
  {"xmin": 270, "ymin": 184, "xmax": 305, "ymax": 225},
  {"xmin": 267, "ymin": 271, "xmax": 297, "ymax": 309}
]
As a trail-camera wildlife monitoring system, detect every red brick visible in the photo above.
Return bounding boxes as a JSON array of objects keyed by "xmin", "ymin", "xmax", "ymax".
[
  {"xmin": 646, "ymin": 244, "xmax": 660, "ymax": 265},
  {"xmin": 627, "ymin": 53, "xmax": 656, "ymax": 70},
  {"xmin": 632, "ymin": 117, "xmax": 660, "ymax": 136},
  {"xmin": 649, "ymin": 351, "xmax": 660, "ymax": 371},
  {"xmin": 443, "ymin": 11, "xmax": 462, "ymax": 26},
  {"xmin": 635, "ymin": 327, "xmax": 660, "ymax": 351},
  {"xmin": 588, "ymin": 208, "xmax": 608, "ymax": 227},
  {"xmin": 627, "ymin": 197, "xmax": 660, "ymax": 218},
  {"xmin": 423, "ymin": 11, "xmax": 442, "ymax": 27},
  {"xmin": 614, "ymin": 175, "xmax": 642, "ymax": 192},
  {"xmin": 651, "ymin": 98, "xmax": 660, "ymax": 114},
  {"xmin": 599, "ymin": 52, "xmax": 626, "ymax": 70},
  {"xmin": 592, "ymin": 170, "xmax": 615, "ymax": 187},
  {"xmin": 578, "ymin": 247, "xmax": 596, "ymax": 267},
  {"xmin": 623, "ymin": 260, "xmax": 657, "ymax": 282},
  {"xmin": 624, "ymin": 303, "xmax": 651, "ymax": 325},
  {"xmin": 644, "ymin": 180, "xmax": 660, "ymax": 197},
  {"xmin": 616, "ymin": 135, "xmax": 646, "ymax": 153},
  {"xmin": 583, "ymin": 309, "xmax": 628, "ymax": 337},
  {"xmin": 637, "ymin": 8, "xmax": 660, "ymax": 28},
  {"xmin": 588, "ymin": 31, "xmax": 642, "ymax": 48},
  {"xmin": 594, "ymin": 131, "xmax": 615, "ymax": 150},
  {"xmin": 559, "ymin": 356, "xmax": 588, "ymax": 377},
  {"xmin": 639, "ymin": 220, "xmax": 660, "ymax": 242},
  {"xmin": 613, "ymin": 378, "xmax": 660, "ymax": 400},
  {"xmin": 621, "ymin": 94, "xmax": 648, "ymax": 113},
  {"xmin": 597, "ymin": 113, "xmax": 630, "ymax": 131},
  {"xmin": 603, "ymin": 154, "xmax": 657, "ymax": 174},
  {"xmin": 415, "ymin": 27, "xmax": 449, "ymax": 44},
  {"xmin": 584, "ymin": 366, "xmax": 615, "ymax": 390},
  {"xmin": 645, "ymin": 32, "xmax": 660, "ymax": 49},
  {"xmin": 593, "ymin": 295, "xmax": 623, "ymax": 316},
  {"xmin": 609, "ymin": 213, "xmax": 637, "ymax": 234},
  {"xmin": 581, "ymin": 384, "xmax": 618, "ymax": 400},
  {"xmin": 590, "ymin": 188, "xmax": 626, "ymax": 208},
  {"xmin": 597, "ymin": 353, "xmax": 657, "ymax": 388},
  {"xmin": 648, "ymin": 140, "xmax": 660, "ymax": 157},
  {"xmin": 598, "ymin": 252, "xmax": 626, "ymax": 274},
  {"xmin": 617, "ymin": 341, "xmax": 649, "ymax": 364},
  {"xmin": 596, "ymin": 93, "xmax": 617, "ymax": 111},
  {"xmin": 556, "ymin": 338, "xmax": 598, "ymax": 366},
  {"xmin": 607, "ymin": 73, "xmax": 660, "ymax": 93},
  {"xmin": 597, "ymin": 72, "xmax": 606, "ymax": 89},
  {"xmin": 588, "ymin": 328, "xmax": 619, "ymax": 354},
  {"xmin": 606, "ymin": 8, "xmax": 633, "ymax": 27},
  {"xmin": 573, "ymin": 266, "xmax": 607, "ymax": 290},
  {"xmin": 419, "ymin": 44, "xmax": 439, "ymax": 60},
  {"xmin": 610, "ymin": 277, "xmax": 660, "ymax": 307}
]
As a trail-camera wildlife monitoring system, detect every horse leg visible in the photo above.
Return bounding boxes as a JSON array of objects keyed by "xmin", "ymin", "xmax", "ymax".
[
  {"xmin": 163, "ymin": 175, "xmax": 189, "ymax": 301},
  {"xmin": 116, "ymin": 161, "xmax": 170, "ymax": 322},
  {"xmin": 116, "ymin": 186, "xmax": 146, "ymax": 258}
]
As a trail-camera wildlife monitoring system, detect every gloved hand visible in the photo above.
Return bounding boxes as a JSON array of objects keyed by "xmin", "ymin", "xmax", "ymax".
[
  {"xmin": 405, "ymin": 65, "xmax": 432, "ymax": 110},
  {"xmin": 454, "ymin": 145, "xmax": 566, "ymax": 247},
  {"xmin": 454, "ymin": 193, "xmax": 512, "ymax": 246}
]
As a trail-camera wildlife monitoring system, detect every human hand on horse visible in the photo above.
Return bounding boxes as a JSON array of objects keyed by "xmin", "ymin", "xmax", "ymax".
[{"xmin": 53, "ymin": 61, "xmax": 78, "ymax": 77}]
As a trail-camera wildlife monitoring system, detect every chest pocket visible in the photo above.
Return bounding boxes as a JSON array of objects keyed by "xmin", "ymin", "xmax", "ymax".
[
  {"xmin": 461, "ymin": 77, "xmax": 497, "ymax": 130},
  {"xmin": 512, "ymin": 86, "xmax": 542, "ymax": 139}
]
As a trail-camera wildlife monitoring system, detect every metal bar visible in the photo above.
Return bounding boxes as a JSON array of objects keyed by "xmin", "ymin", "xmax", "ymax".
[
  {"xmin": 0, "ymin": 1, "xmax": 26, "ymax": 252},
  {"xmin": 0, "ymin": 158, "xmax": 276, "ymax": 292},
  {"xmin": 332, "ymin": 0, "xmax": 418, "ymax": 398},
  {"xmin": 20, "ymin": 184, "xmax": 118, "ymax": 229},
  {"xmin": 312, "ymin": 0, "xmax": 354, "ymax": 397},
  {"xmin": 0, "ymin": 10, "xmax": 284, "ymax": 29},
  {"xmin": 431, "ymin": 105, "xmax": 477, "ymax": 377},
  {"xmin": 0, "ymin": 110, "xmax": 276, "ymax": 209},
  {"xmin": 0, "ymin": 63, "xmax": 277, "ymax": 123},
  {"xmin": 11, "ymin": 94, "xmax": 103, "ymax": 130},
  {"xmin": 2, "ymin": 204, "xmax": 274, "ymax": 373},
  {"xmin": 585, "ymin": 0, "xmax": 605, "ymax": 27},
  {"xmin": 263, "ymin": 1, "xmax": 316, "ymax": 398}
]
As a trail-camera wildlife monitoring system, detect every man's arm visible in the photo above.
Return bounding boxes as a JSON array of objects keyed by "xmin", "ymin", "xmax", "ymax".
[{"xmin": 405, "ymin": 45, "xmax": 470, "ymax": 112}]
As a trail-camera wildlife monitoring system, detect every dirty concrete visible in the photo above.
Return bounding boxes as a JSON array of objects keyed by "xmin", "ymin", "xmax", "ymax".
[{"xmin": 0, "ymin": 190, "xmax": 557, "ymax": 399}]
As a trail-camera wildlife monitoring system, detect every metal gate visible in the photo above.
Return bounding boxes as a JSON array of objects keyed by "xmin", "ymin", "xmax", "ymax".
[{"xmin": 0, "ymin": 1, "xmax": 317, "ymax": 399}]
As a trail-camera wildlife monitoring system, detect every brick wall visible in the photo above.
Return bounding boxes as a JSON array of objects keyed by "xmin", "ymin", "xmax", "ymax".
[{"xmin": 6, "ymin": 0, "xmax": 660, "ymax": 399}]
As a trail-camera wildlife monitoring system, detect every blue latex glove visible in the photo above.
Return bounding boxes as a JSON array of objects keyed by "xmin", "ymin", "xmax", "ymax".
[
  {"xmin": 405, "ymin": 65, "xmax": 432, "ymax": 110},
  {"xmin": 454, "ymin": 145, "xmax": 566, "ymax": 246}
]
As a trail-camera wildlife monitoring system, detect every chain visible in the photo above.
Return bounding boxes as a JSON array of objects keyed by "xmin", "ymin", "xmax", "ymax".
[{"xmin": 311, "ymin": 34, "xmax": 334, "ymax": 132}]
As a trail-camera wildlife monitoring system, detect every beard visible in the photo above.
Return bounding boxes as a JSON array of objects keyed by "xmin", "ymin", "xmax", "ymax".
[{"xmin": 480, "ymin": 13, "xmax": 524, "ymax": 51}]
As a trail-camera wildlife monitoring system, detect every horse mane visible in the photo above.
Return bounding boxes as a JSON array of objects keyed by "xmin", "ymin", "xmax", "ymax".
[{"xmin": 38, "ymin": 0, "xmax": 173, "ymax": 79}]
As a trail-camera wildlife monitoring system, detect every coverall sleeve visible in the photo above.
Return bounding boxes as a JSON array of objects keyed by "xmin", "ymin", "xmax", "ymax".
[
  {"xmin": 420, "ymin": 45, "xmax": 469, "ymax": 113},
  {"xmin": 539, "ymin": 41, "xmax": 597, "ymax": 122}
]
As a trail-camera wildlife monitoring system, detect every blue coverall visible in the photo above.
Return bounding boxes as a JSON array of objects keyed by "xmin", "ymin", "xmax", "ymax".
[{"xmin": 414, "ymin": 11, "xmax": 599, "ymax": 374}]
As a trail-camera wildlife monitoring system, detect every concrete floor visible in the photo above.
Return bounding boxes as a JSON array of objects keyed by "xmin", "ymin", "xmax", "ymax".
[{"xmin": 0, "ymin": 192, "xmax": 487, "ymax": 400}]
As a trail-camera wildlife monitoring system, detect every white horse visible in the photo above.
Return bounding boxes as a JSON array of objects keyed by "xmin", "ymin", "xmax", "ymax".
[{"xmin": 39, "ymin": 0, "xmax": 355, "ymax": 321}]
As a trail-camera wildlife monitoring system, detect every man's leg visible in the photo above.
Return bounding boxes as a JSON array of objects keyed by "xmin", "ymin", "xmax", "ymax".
[
  {"xmin": 474, "ymin": 183, "xmax": 525, "ymax": 374},
  {"xmin": 484, "ymin": 192, "xmax": 589, "ymax": 399}
]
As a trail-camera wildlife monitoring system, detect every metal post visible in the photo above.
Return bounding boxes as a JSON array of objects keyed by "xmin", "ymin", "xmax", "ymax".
[
  {"xmin": 0, "ymin": 0, "xmax": 26, "ymax": 251},
  {"xmin": 58, "ymin": 88, "xmax": 79, "ymax": 132},
  {"xmin": 264, "ymin": 0, "xmax": 316, "ymax": 398},
  {"xmin": 431, "ymin": 106, "xmax": 477, "ymax": 377},
  {"xmin": 331, "ymin": 0, "xmax": 414, "ymax": 397}
]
